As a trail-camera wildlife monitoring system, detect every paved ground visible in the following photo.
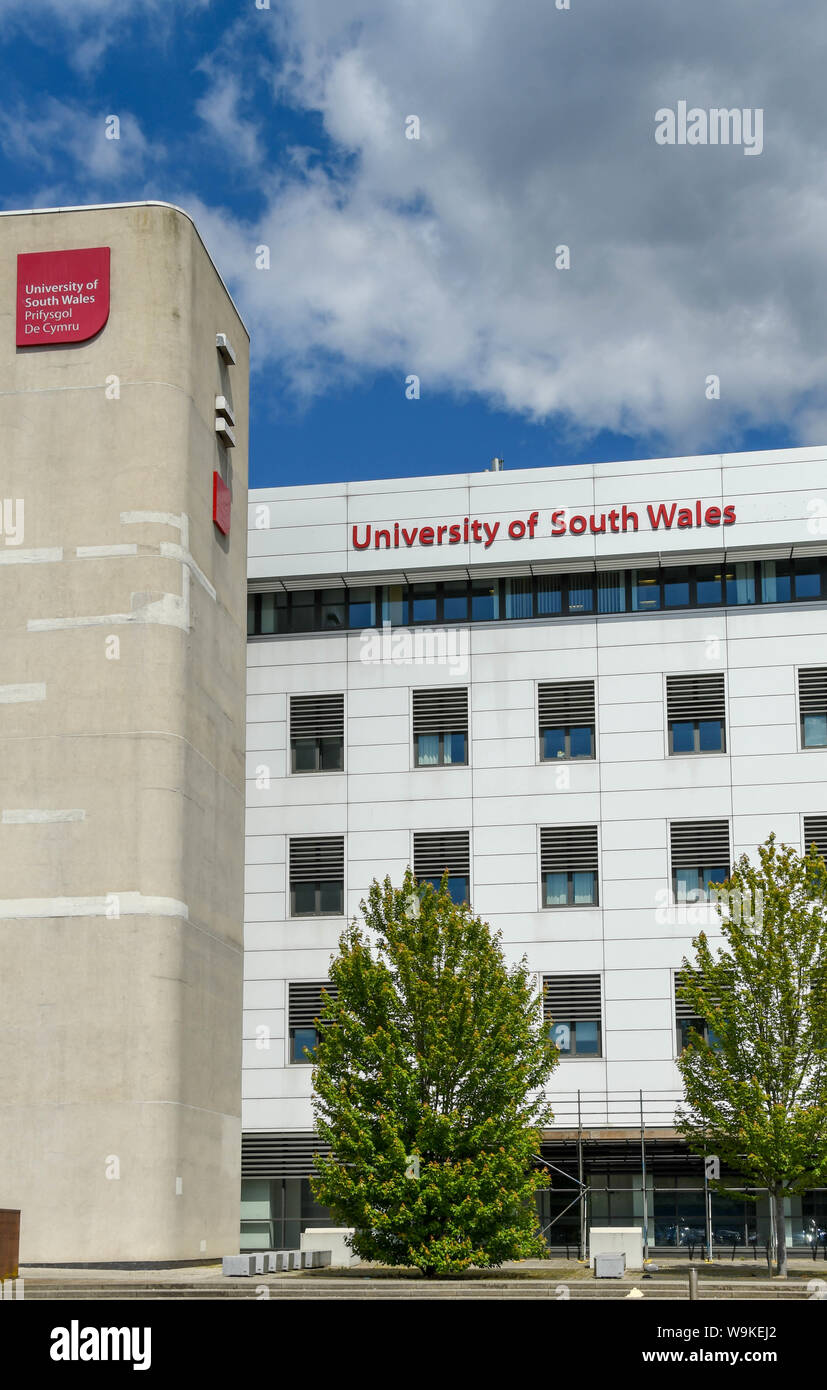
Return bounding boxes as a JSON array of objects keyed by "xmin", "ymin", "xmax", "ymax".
[{"xmin": 10, "ymin": 1256, "xmax": 826, "ymax": 1299}]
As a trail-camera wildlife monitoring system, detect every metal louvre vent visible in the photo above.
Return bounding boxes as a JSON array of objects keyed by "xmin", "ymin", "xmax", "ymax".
[
  {"xmin": 288, "ymin": 980, "xmax": 338, "ymax": 1028},
  {"xmin": 290, "ymin": 693, "xmax": 344, "ymax": 739},
  {"xmin": 412, "ymin": 687, "xmax": 469, "ymax": 735},
  {"xmin": 413, "ymin": 830, "xmax": 471, "ymax": 878},
  {"xmin": 542, "ymin": 974, "xmax": 602, "ymax": 1022},
  {"xmin": 799, "ymin": 667, "xmax": 827, "ymax": 713},
  {"xmin": 538, "ymin": 680, "xmax": 596, "ymax": 726},
  {"xmin": 241, "ymin": 1131, "xmax": 331, "ymax": 1179},
  {"xmin": 670, "ymin": 820, "xmax": 730, "ymax": 868},
  {"xmin": 674, "ymin": 970, "xmax": 720, "ymax": 1017},
  {"xmin": 803, "ymin": 815, "xmax": 827, "ymax": 858},
  {"xmin": 666, "ymin": 673, "xmax": 726, "ymax": 721},
  {"xmin": 289, "ymin": 836, "xmax": 345, "ymax": 882},
  {"xmin": 540, "ymin": 825, "xmax": 599, "ymax": 873}
]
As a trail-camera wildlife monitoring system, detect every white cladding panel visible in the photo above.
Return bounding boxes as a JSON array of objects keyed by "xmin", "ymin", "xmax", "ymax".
[{"xmin": 244, "ymin": 447, "xmax": 827, "ymax": 1133}]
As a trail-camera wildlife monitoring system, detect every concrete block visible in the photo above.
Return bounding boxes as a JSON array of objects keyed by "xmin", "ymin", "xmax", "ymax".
[
  {"xmin": 589, "ymin": 1227, "xmax": 644, "ymax": 1271},
  {"xmin": 222, "ymin": 1255, "xmax": 255, "ymax": 1277},
  {"xmin": 594, "ymin": 1252, "xmax": 625, "ymax": 1278},
  {"xmin": 300, "ymin": 1227, "xmax": 358, "ymax": 1267}
]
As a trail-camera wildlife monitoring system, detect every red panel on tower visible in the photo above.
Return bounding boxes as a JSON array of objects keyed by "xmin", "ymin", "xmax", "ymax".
[{"xmin": 213, "ymin": 471, "xmax": 231, "ymax": 535}]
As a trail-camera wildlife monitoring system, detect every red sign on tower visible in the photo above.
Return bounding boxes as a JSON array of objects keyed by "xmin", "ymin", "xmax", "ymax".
[
  {"xmin": 213, "ymin": 472, "xmax": 232, "ymax": 536},
  {"xmin": 16, "ymin": 247, "xmax": 110, "ymax": 346}
]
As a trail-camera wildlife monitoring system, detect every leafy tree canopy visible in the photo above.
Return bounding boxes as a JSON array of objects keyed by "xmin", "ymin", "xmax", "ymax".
[{"xmin": 310, "ymin": 870, "xmax": 558, "ymax": 1274}]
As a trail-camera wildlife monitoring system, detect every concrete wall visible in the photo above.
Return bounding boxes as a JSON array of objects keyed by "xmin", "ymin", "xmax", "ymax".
[
  {"xmin": 0, "ymin": 203, "xmax": 249, "ymax": 1261},
  {"xmin": 243, "ymin": 448, "xmax": 827, "ymax": 1137}
]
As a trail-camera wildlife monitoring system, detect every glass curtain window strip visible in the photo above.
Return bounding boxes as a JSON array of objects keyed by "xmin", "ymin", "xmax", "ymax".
[{"xmin": 248, "ymin": 557, "xmax": 826, "ymax": 636}]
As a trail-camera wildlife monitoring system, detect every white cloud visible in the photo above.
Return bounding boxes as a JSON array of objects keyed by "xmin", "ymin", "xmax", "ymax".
[
  {"xmin": 194, "ymin": 0, "xmax": 827, "ymax": 449},
  {"xmin": 0, "ymin": 98, "xmax": 162, "ymax": 193}
]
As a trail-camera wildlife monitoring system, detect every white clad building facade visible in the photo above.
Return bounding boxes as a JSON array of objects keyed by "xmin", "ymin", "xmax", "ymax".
[{"xmin": 243, "ymin": 447, "xmax": 827, "ymax": 1253}]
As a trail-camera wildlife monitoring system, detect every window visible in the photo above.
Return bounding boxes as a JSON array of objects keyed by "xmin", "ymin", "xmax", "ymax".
[
  {"xmin": 675, "ymin": 972, "xmax": 720, "ymax": 1053},
  {"xmin": 670, "ymin": 821, "xmax": 730, "ymax": 903},
  {"xmin": 794, "ymin": 558, "xmax": 822, "ymax": 600},
  {"xmin": 319, "ymin": 588, "xmax": 346, "ymax": 629},
  {"xmin": 443, "ymin": 581, "xmax": 469, "ymax": 622},
  {"xmin": 288, "ymin": 981, "xmax": 338, "ymax": 1063},
  {"xmin": 471, "ymin": 582, "xmax": 499, "ymax": 621},
  {"xmin": 799, "ymin": 668, "xmax": 827, "ymax": 748},
  {"xmin": 632, "ymin": 568, "xmax": 660, "ymax": 611},
  {"xmin": 538, "ymin": 680, "xmax": 596, "ymax": 761},
  {"xmin": 289, "ymin": 836, "xmax": 344, "ymax": 916},
  {"xmin": 724, "ymin": 563, "xmax": 755, "ymax": 606},
  {"xmin": 803, "ymin": 816, "xmax": 827, "ymax": 894},
  {"xmin": 543, "ymin": 974, "xmax": 602, "ymax": 1056},
  {"xmin": 505, "ymin": 576, "xmax": 533, "ymax": 619},
  {"xmin": 567, "ymin": 573, "xmax": 594, "ymax": 613},
  {"xmin": 348, "ymin": 587, "xmax": 376, "ymax": 627},
  {"xmin": 411, "ymin": 584, "xmax": 437, "ymax": 623},
  {"xmin": 663, "ymin": 566, "xmax": 690, "ymax": 608},
  {"xmin": 540, "ymin": 825, "xmax": 599, "ymax": 906},
  {"xmin": 597, "ymin": 570, "xmax": 626, "ymax": 613},
  {"xmin": 537, "ymin": 574, "xmax": 562, "ymax": 615},
  {"xmin": 695, "ymin": 565, "xmax": 722, "ymax": 606},
  {"xmin": 412, "ymin": 687, "xmax": 468, "ymax": 766},
  {"xmin": 761, "ymin": 560, "xmax": 791, "ymax": 604},
  {"xmin": 380, "ymin": 584, "xmax": 407, "ymax": 626},
  {"xmin": 290, "ymin": 694, "xmax": 344, "ymax": 773},
  {"xmin": 666, "ymin": 673, "xmax": 726, "ymax": 755},
  {"xmin": 413, "ymin": 830, "xmax": 470, "ymax": 904}
]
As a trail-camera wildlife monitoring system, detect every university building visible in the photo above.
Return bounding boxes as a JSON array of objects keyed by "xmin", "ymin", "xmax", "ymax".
[{"xmin": 244, "ymin": 448, "xmax": 827, "ymax": 1255}]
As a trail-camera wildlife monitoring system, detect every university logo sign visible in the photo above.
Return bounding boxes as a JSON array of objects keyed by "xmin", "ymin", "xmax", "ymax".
[{"xmin": 16, "ymin": 246, "xmax": 110, "ymax": 345}]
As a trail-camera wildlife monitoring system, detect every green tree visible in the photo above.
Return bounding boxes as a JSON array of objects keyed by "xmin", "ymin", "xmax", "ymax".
[
  {"xmin": 309, "ymin": 869, "xmax": 558, "ymax": 1275},
  {"xmin": 676, "ymin": 834, "xmax": 827, "ymax": 1275}
]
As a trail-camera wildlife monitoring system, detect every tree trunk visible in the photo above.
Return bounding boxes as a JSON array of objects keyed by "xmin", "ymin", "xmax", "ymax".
[{"xmin": 774, "ymin": 1188, "xmax": 788, "ymax": 1278}]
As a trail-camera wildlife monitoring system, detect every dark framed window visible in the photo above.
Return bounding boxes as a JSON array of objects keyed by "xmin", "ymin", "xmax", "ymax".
[
  {"xmin": 631, "ymin": 569, "xmax": 660, "ymax": 611},
  {"xmin": 543, "ymin": 974, "xmax": 602, "ymax": 1056},
  {"xmin": 567, "ymin": 573, "xmax": 594, "ymax": 613},
  {"xmin": 670, "ymin": 820, "xmax": 730, "ymax": 903},
  {"xmin": 761, "ymin": 560, "xmax": 791, "ymax": 603},
  {"xmin": 289, "ymin": 837, "xmax": 345, "ymax": 917},
  {"xmin": 663, "ymin": 566, "xmax": 690, "ymax": 608},
  {"xmin": 288, "ymin": 981, "xmax": 338, "ymax": 1064},
  {"xmin": 799, "ymin": 668, "xmax": 827, "ymax": 748},
  {"xmin": 539, "ymin": 681, "xmax": 596, "ymax": 762},
  {"xmin": 413, "ymin": 830, "xmax": 470, "ymax": 904},
  {"xmin": 348, "ymin": 587, "xmax": 376, "ymax": 627},
  {"xmin": 471, "ymin": 582, "xmax": 499, "ymax": 621},
  {"xmin": 290, "ymin": 694, "xmax": 344, "ymax": 773},
  {"xmin": 695, "ymin": 565, "xmax": 723, "ymax": 606},
  {"xmin": 675, "ymin": 972, "xmax": 721, "ymax": 1053},
  {"xmin": 666, "ymin": 674, "xmax": 726, "ymax": 755},
  {"xmin": 540, "ymin": 825, "xmax": 599, "ymax": 907},
  {"xmin": 412, "ymin": 687, "xmax": 469, "ymax": 767}
]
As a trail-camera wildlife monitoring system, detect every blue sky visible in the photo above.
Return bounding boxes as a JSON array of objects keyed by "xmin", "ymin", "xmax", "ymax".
[{"xmin": 1, "ymin": 0, "xmax": 820, "ymax": 487}]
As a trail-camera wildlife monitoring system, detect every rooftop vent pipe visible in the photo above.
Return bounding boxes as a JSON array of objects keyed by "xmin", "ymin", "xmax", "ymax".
[{"xmin": 489, "ymin": 456, "xmax": 504, "ymax": 472}]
